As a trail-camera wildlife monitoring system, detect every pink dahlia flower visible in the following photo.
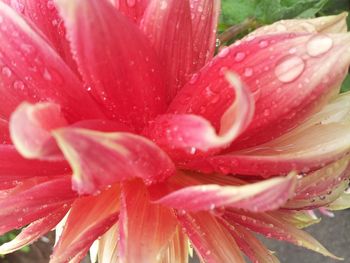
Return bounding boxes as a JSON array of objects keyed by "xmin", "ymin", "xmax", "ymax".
[{"xmin": 0, "ymin": 0, "xmax": 349, "ymax": 262}]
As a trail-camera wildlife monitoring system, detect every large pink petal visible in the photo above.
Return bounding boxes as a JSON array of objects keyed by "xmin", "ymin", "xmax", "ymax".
[
  {"xmin": 119, "ymin": 180, "xmax": 177, "ymax": 263},
  {"xmin": 0, "ymin": 206, "xmax": 68, "ymax": 254},
  {"xmin": 2, "ymin": 0, "xmax": 77, "ymax": 71},
  {"xmin": 141, "ymin": 0, "xmax": 193, "ymax": 101},
  {"xmin": 0, "ymin": 1, "xmax": 104, "ymax": 122},
  {"xmin": 169, "ymin": 33, "xmax": 350, "ymax": 151},
  {"xmin": 56, "ymin": 0, "xmax": 166, "ymax": 129},
  {"xmin": 51, "ymin": 185, "xmax": 120, "ymax": 263},
  {"xmin": 224, "ymin": 210, "xmax": 341, "ymax": 259},
  {"xmin": 219, "ymin": 218, "xmax": 279, "ymax": 263},
  {"xmin": 177, "ymin": 211, "xmax": 245, "ymax": 263},
  {"xmin": 145, "ymin": 72, "xmax": 254, "ymax": 161},
  {"xmin": 114, "ymin": 0, "xmax": 148, "ymax": 23},
  {"xmin": 0, "ymin": 145, "xmax": 69, "ymax": 189},
  {"xmin": 190, "ymin": 0, "xmax": 221, "ymax": 72},
  {"xmin": 53, "ymin": 127, "xmax": 175, "ymax": 194},
  {"xmin": 0, "ymin": 176, "xmax": 76, "ymax": 235},
  {"xmin": 186, "ymin": 92, "xmax": 350, "ymax": 177},
  {"xmin": 155, "ymin": 171, "xmax": 296, "ymax": 212}
]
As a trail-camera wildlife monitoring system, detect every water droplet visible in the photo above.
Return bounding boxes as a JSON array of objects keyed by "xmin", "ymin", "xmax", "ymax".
[
  {"xmin": 234, "ymin": 52, "xmax": 246, "ymax": 62},
  {"xmin": 43, "ymin": 68, "xmax": 52, "ymax": 81},
  {"xmin": 306, "ymin": 35, "xmax": 333, "ymax": 57},
  {"xmin": 215, "ymin": 38, "xmax": 221, "ymax": 47},
  {"xmin": 2, "ymin": 67, "xmax": 11, "ymax": 78},
  {"xmin": 160, "ymin": 0, "xmax": 168, "ymax": 10},
  {"xmin": 243, "ymin": 67, "xmax": 253, "ymax": 77},
  {"xmin": 47, "ymin": 0, "xmax": 55, "ymax": 10},
  {"xmin": 13, "ymin": 80, "xmax": 25, "ymax": 90},
  {"xmin": 189, "ymin": 73, "xmax": 199, "ymax": 84},
  {"xmin": 218, "ymin": 47, "xmax": 229, "ymax": 58},
  {"xmin": 259, "ymin": 40, "xmax": 268, "ymax": 48},
  {"xmin": 275, "ymin": 55, "xmax": 305, "ymax": 83}
]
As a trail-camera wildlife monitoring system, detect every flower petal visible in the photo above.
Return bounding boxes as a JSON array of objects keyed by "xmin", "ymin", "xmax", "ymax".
[
  {"xmin": 0, "ymin": 206, "xmax": 68, "ymax": 254},
  {"xmin": 10, "ymin": 102, "xmax": 66, "ymax": 160},
  {"xmin": 0, "ymin": 176, "xmax": 76, "ymax": 235},
  {"xmin": 56, "ymin": 0, "xmax": 166, "ymax": 129},
  {"xmin": 119, "ymin": 180, "xmax": 177, "ymax": 263},
  {"xmin": 155, "ymin": 172, "xmax": 296, "ymax": 212},
  {"xmin": 2, "ymin": 0, "xmax": 77, "ymax": 70},
  {"xmin": 97, "ymin": 223, "xmax": 119, "ymax": 263},
  {"xmin": 0, "ymin": 1, "xmax": 103, "ymax": 121},
  {"xmin": 53, "ymin": 127, "xmax": 175, "ymax": 194},
  {"xmin": 0, "ymin": 145, "xmax": 69, "ymax": 189},
  {"xmin": 141, "ymin": 0, "xmax": 193, "ymax": 101},
  {"xmin": 248, "ymin": 13, "xmax": 348, "ymax": 37},
  {"xmin": 219, "ymin": 218, "xmax": 279, "ymax": 263},
  {"xmin": 50, "ymin": 185, "xmax": 120, "ymax": 263},
  {"xmin": 270, "ymin": 210, "xmax": 321, "ymax": 229},
  {"xmin": 169, "ymin": 33, "xmax": 350, "ymax": 151},
  {"xmin": 114, "ymin": 0, "xmax": 148, "ymax": 23},
  {"xmin": 186, "ymin": 92, "xmax": 350, "ymax": 177},
  {"xmin": 177, "ymin": 211, "xmax": 245, "ymax": 263},
  {"xmin": 146, "ymin": 72, "xmax": 254, "ymax": 160},
  {"xmin": 190, "ymin": 0, "xmax": 220, "ymax": 72},
  {"xmin": 224, "ymin": 210, "xmax": 341, "ymax": 259},
  {"xmin": 327, "ymin": 191, "xmax": 350, "ymax": 211},
  {"xmin": 284, "ymin": 157, "xmax": 350, "ymax": 210}
]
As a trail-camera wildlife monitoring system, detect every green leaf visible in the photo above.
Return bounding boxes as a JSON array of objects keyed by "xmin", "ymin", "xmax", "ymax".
[
  {"xmin": 220, "ymin": 0, "xmax": 257, "ymax": 25},
  {"xmin": 340, "ymin": 74, "xmax": 350, "ymax": 93}
]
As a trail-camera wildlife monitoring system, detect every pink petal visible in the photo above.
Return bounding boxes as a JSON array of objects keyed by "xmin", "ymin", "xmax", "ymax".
[
  {"xmin": 10, "ymin": 102, "xmax": 67, "ymax": 160},
  {"xmin": 159, "ymin": 226, "xmax": 189, "ymax": 263},
  {"xmin": 177, "ymin": 211, "xmax": 245, "ymax": 263},
  {"xmin": 284, "ymin": 157, "xmax": 350, "ymax": 210},
  {"xmin": 145, "ymin": 72, "xmax": 254, "ymax": 160},
  {"xmin": 248, "ymin": 13, "xmax": 348, "ymax": 37},
  {"xmin": 114, "ymin": 0, "xmax": 148, "ymax": 23},
  {"xmin": 53, "ymin": 127, "xmax": 175, "ymax": 194},
  {"xmin": 119, "ymin": 180, "xmax": 177, "ymax": 263},
  {"xmin": 51, "ymin": 185, "xmax": 120, "ymax": 263},
  {"xmin": 186, "ymin": 92, "xmax": 350, "ymax": 177},
  {"xmin": 219, "ymin": 218, "xmax": 279, "ymax": 263},
  {"xmin": 169, "ymin": 33, "xmax": 350, "ymax": 151},
  {"xmin": 190, "ymin": 0, "xmax": 221, "ymax": 72},
  {"xmin": 155, "ymin": 172, "xmax": 296, "ymax": 212},
  {"xmin": 224, "ymin": 210, "xmax": 341, "ymax": 259},
  {"xmin": 0, "ymin": 206, "xmax": 68, "ymax": 254},
  {"xmin": 2, "ymin": 0, "xmax": 77, "ymax": 71},
  {"xmin": 56, "ymin": 0, "xmax": 166, "ymax": 129},
  {"xmin": 0, "ymin": 176, "xmax": 76, "ymax": 235},
  {"xmin": 0, "ymin": 145, "xmax": 69, "ymax": 189},
  {"xmin": 0, "ymin": 1, "xmax": 104, "ymax": 121},
  {"xmin": 141, "ymin": 0, "xmax": 193, "ymax": 101}
]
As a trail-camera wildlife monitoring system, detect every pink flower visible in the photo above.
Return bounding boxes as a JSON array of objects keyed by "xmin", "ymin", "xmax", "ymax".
[{"xmin": 0, "ymin": 0, "xmax": 349, "ymax": 262}]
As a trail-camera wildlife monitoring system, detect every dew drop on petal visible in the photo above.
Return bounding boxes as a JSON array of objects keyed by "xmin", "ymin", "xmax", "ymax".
[
  {"xmin": 13, "ymin": 80, "xmax": 25, "ymax": 90},
  {"xmin": 47, "ymin": 0, "xmax": 55, "ymax": 10},
  {"xmin": 234, "ymin": 52, "xmax": 246, "ymax": 62},
  {"xmin": 275, "ymin": 55, "xmax": 305, "ymax": 83},
  {"xmin": 218, "ymin": 47, "xmax": 230, "ymax": 58},
  {"xmin": 160, "ymin": 0, "xmax": 168, "ymax": 10},
  {"xmin": 2, "ymin": 67, "xmax": 11, "ymax": 78},
  {"xmin": 244, "ymin": 67, "xmax": 253, "ymax": 77},
  {"xmin": 259, "ymin": 40, "xmax": 268, "ymax": 48},
  {"xmin": 306, "ymin": 35, "xmax": 333, "ymax": 57}
]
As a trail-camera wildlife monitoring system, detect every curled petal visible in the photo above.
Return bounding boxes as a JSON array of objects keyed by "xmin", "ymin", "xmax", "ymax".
[
  {"xmin": 0, "ymin": 206, "xmax": 68, "ymax": 254},
  {"xmin": 186, "ymin": 91, "xmax": 350, "ymax": 177},
  {"xmin": 146, "ymin": 73, "xmax": 254, "ymax": 160},
  {"xmin": 224, "ymin": 210, "xmax": 341, "ymax": 260},
  {"xmin": 141, "ymin": 0, "xmax": 193, "ymax": 101},
  {"xmin": 3, "ymin": 0, "xmax": 77, "ymax": 70},
  {"xmin": 177, "ymin": 211, "xmax": 245, "ymax": 263},
  {"xmin": 51, "ymin": 185, "xmax": 120, "ymax": 263},
  {"xmin": 119, "ymin": 180, "xmax": 177, "ymax": 263},
  {"xmin": 114, "ymin": 0, "xmax": 148, "ymax": 23},
  {"xmin": 248, "ymin": 13, "xmax": 348, "ymax": 37},
  {"xmin": 190, "ymin": 0, "xmax": 221, "ymax": 71},
  {"xmin": 10, "ymin": 102, "xmax": 66, "ymax": 160},
  {"xmin": 0, "ymin": 1, "xmax": 103, "ymax": 121},
  {"xmin": 170, "ymin": 33, "xmax": 350, "ymax": 151},
  {"xmin": 53, "ymin": 128, "xmax": 175, "ymax": 194},
  {"xmin": 56, "ymin": 0, "xmax": 166, "ymax": 129},
  {"xmin": 327, "ymin": 192, "xmax": 350, "ymax": 211},
  {"xmin": 155, "ymin": 172, "xmax": 296, "ymax": 212}
]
